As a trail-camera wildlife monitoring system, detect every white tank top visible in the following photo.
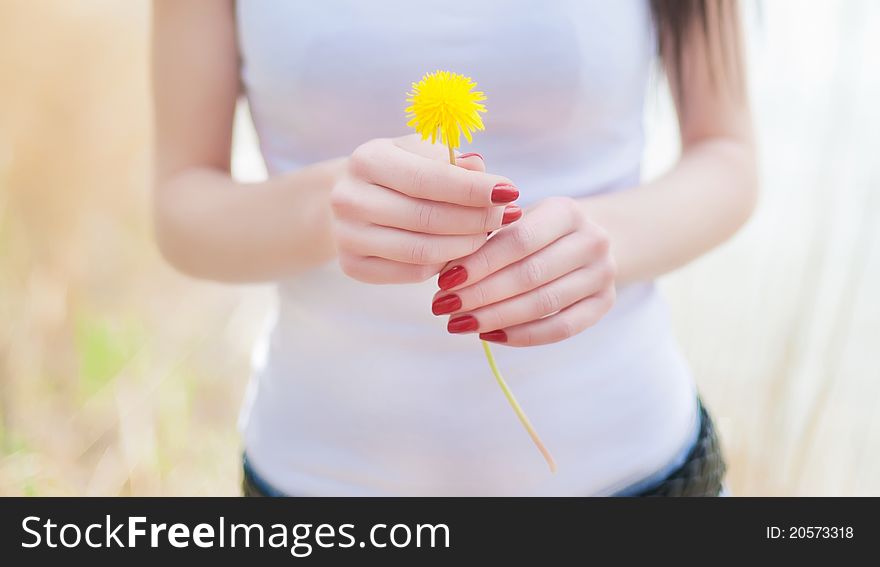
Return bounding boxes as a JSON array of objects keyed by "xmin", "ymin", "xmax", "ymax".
[{"xmin": 236, "ymin": 0, "xmax": 699, "ymax": 496}]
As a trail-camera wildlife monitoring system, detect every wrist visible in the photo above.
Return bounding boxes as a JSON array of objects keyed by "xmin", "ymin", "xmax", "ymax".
[{"xmin": 276, "ymin": 157, "xmax": 347, "ymax": 271}]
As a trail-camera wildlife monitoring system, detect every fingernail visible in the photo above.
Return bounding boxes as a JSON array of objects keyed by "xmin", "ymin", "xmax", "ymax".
[
  {"xmin": 432, "ymin": 294, "xmax": 462, "ymax": 315},
  {"xmin": 457, "ymin": 152, "xmax": 483, "ymax": 161},
  {"xmin": 448, "ymin": 315, "xmax": 478, "ymax": 334},
  {"xmin": 501, "ymin": 204, "xmax": 522, "ymax": 225},
  {"xmin": 438, "ymin": 265, "xmax": 467, "ymax": 290},
  {"xmin": 491, "ymin": 183, "xmax": 519, "ymax": 204},
  {"xmin": 479, "ymin": 330, "xmax": 508, "ymax": 343}
]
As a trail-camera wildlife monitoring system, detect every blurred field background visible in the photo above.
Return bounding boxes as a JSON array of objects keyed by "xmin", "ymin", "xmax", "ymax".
[{"xmin": 1, "ymin": 0, "xmax": 878, "ymax": 495}]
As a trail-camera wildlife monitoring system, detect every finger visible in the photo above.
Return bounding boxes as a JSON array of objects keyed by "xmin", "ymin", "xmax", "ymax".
[
  {"xmin": 445, "ymin": 266, "xmax": 610, "ymax": 334},
  {"xmin": 335, "ymin": 221, "xmax": 486, "ymax": 265},
  {"xmin": 338, "ymin": 251, "xmax": 443, "ymax": 284},
  {"xmin": 388, "ymin": 135, "xmax": 486, "ymax": 174},
  {"xmin": 349, "ymin": 138, "xmax": 517, "ymax": 207},
  {"xmin": 393, "ymin": 135, "xmax": 488, "ymax": 175},
  {"xmin": 338, "ymin": 180, "xmax": 519, "ymax": 235},
  {"xmin": 455, "ymin": 152, "xmax": 486, "ymax": 173},
  {"xmin": 431, "ymin": 232, "xmax": 592, "ymax": 314},
  {"xmin": 437, "ymin": 198, "xmax": 585, "ymax": 291},
  {"xmin": 392, "ymin": 133, "xmax": 452, "ymax": 160},
  {"xmin": 480, "ymin": 288, "xmax": 616, "ymax": 347}
]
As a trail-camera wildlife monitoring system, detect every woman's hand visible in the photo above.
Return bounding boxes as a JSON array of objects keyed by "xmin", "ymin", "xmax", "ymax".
[
  {"xmin": 430, "ymin": 197, "xmax": 617, "ymax": 346},
  {"xmin": 330, "ymin": 135, "xmax": 522, "ymax": 284}
]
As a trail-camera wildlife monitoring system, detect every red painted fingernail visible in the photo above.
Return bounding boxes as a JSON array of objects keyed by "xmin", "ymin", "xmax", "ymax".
[
  {"xmin": 448, "ymin": 315, "xmax": 479, "ymax": 334},
  {"xmin": 501, "ymin": 204, "xmax": 522, "ymax": 225},
  {"xmin": 432, "ymin": 294, "xmax": 462, "ymax": 315},
  {"xmin": 491, "ymin": 183, "xmax": 519, "ymax": 204},
  {"xmin": 457, "ymin": 152, "xmax": 483, "ymax": 160},
  {"xmin": 479, "ymin": 330, "xmax": 508, "ymax": 343},
  {"xmin": 438, "ymin": 265, "xmax": 467, "ymax": 290}
]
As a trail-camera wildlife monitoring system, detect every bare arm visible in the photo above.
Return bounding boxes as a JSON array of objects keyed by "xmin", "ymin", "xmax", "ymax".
[
  {"xmin": 151, "ymin": 0, "xmax": 340, "ymax": 282},
  {"xmin": 582, "ymin": 2, "xmax": 758, "ymax": 284}
]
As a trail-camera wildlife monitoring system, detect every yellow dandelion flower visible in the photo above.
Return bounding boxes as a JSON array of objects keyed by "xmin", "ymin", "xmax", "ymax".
[{"xmin": 405, "ymin": 70, "xmax": 487, "ymax": 151}]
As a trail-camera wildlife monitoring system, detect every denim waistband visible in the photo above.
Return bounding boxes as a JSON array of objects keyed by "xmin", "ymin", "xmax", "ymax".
[
  {"xmin": 242, "ymin": 454, "xmax": 286, "ymax": 497},
  {"xmin": 610, "ymin": 399, "xmax": 703, "ymax": 497}
]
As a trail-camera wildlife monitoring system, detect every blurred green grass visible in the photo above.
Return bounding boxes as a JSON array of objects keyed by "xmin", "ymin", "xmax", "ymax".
[{"xmin": 75, "ymin": 313, "xmax": 145, "ymax": 399}]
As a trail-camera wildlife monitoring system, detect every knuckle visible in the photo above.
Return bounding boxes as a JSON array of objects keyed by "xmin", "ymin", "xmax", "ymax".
[
  {"xmin": 408, "ymin": 236, "xmax": 439, "ymax": 265},
  {"xmin": 474, "ymin": 246, "xmax": 493, "ymax": 275},
  {"xmin": 521, "ymin": 257, "xmax": 547, "ymax": 288},
  {"xmin": 599, "ymin": 260, "xmax": 617, "ymax": 287},
  {"xmin": 409, "ymin": 165, "xmax": 430, "ymax": 196},
  {"xmin": 486, "ymin": 308, "xmax": 507, "ymax": 330},
  {"xmin": 480, "ymin": 206, "xmax": 494, "ymax": 231},
  {"xmin": 329, "ymin": 185, "xmax": 357, "ymax": 217},
  {"xmin": 581, "ymin": 236, "xmax": 601, "ymax": 260},
  {"xmin": 348, "ymin": 140, "xmax": 379, "ymax": 179},
  {"xmin": 555, "ymin": 316, "xmax": 579, "ymax": 341},
  {"xmin": 415, "ymin": 201, "xmax": 438, "ymax": 232},
  {"xmin": 608, "ymin": 254, "xmax": 618, "ymax": 280},
  {"xmin": 589, "ymin": 227, "xmax": 611, "ymax": 257},
  {"xmin": 328, "ymin": 189, "xmax": 346, "ymax": 215},
  {"xmin": 538, "ymin": 286, "xmax": 562, "ymax": 315},
  {"xmin": 466, "ymin": 175, "xmax": 483, "ymax": 204},
  {"xmin": 547, "ymin": 196, "xmax": 581, "ymax": 228},
  {"xmin": 470, "ymin": 283, "xmax": 488, "ymax": 308},
  {"xmin": 510, "ymin": 223, "xmax": 537, "ymax": 255}
]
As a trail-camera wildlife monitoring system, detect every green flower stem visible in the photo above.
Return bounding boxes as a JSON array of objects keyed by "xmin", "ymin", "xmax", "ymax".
[
  {"xmin": 481, "ymin": 340, "xmax": 557, "ymax": 473},
  {"xmin": 448, "ymin": 146, "xmax": 557, "ymax": 473}
]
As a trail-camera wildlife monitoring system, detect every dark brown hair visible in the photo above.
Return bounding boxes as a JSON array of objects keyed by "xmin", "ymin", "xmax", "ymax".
[{"xmin": 650, "ymin": 0, "xmax": 742, "ymax": 94}]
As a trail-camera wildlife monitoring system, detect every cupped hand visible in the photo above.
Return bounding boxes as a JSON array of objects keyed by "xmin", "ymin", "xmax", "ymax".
[
  {"xmin": 431, "ymin": 197, "xmax": 617, "ymax": 346},
  {"xmin": 330, "ymin": 135, "xmax": 522, "ymax": 284}
]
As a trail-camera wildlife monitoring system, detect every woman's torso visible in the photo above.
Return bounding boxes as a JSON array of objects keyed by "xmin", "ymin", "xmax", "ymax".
[{"xmin": 236, "ymin": 0, "xmax": 699, "ymax": 496}]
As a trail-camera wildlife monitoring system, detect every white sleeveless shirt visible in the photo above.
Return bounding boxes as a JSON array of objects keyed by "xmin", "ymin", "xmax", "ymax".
[{"xmin": 236, "ymin": 0, "xmax": 699, "ymax": 496}]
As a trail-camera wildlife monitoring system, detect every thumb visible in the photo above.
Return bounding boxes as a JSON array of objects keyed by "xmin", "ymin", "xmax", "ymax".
[{"xmin": 454, "ymin": 152, "xmax": 486, "ymax": 173}]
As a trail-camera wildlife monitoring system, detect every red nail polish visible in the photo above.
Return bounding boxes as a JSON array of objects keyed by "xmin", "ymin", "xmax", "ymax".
[
  {"xmin": 491, "ymin": 183, "xmax": 519, "ymax": 204},
  {"xmin": 501, "ymin": 204, "xmax": 522, "ymax": 225},
  {"xmin": 457, "ymin": 152, "xmax": 483, "ymax": 160},
  {"xmin": 448, "ymin": 315, "xmax": 479, "ymax": 334},
  {"xmin": 432, "ymin": 294, "xmax": 462, "ymax": 315},
  {"xmin": 438, "ymin": 265, "xmax": 467, "ymax": 290},
  {"xmin": 479, "ymin": 330, "xmax": 508, "ymax": 343}
]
